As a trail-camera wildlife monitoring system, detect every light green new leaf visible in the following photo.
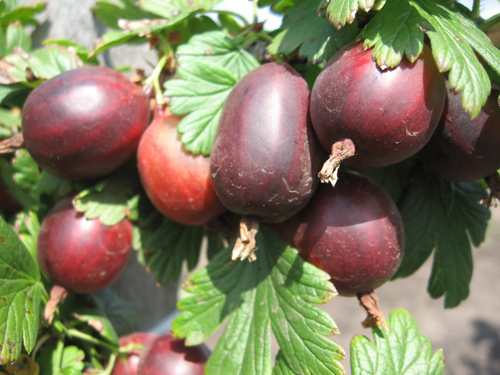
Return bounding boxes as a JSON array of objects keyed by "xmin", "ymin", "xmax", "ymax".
[
  {"xmin": 351, "ymin": 309, "xmax": 444, "ymax": 375},
  {"xmin": 361, "ymin": 0, "xmax": 423, "ymax": 68},
  {"xmin": 268, "ymin": 0, "xmax": 358, "ymax": 64},
  {"xmin": 326, "ymin": 0, "xmax": 377, "ymax": 29},
  {"xmin": 165, "ymin": 60, "xmax": 239, "ymax": 156},
  {"xmin": 0, "ymin": 216, "xmax": 43, "ymax": 365},
  {"xmin": 176, "ymin": 31, "xmax": 259, "ymax": 80},
  {"xmin": 173, "ymin": 227, "xmax": 345, "ymax": 375},
  {"xmin": 166, "ymin": 31, "xmax": 259, "ymax": 155}
]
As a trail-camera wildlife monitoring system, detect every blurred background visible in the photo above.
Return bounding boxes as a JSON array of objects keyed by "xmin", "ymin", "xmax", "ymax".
[{"xmin": 17, "ymin": 0, "xmax": 500, "ymax": 374}]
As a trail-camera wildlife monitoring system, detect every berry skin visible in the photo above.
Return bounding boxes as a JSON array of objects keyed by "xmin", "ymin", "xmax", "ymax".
[
  {"xmin": 137, "ymin": 333, "xmax": 210, "ymax": 375},
  {"xmin": 111, "ymin": 333, "xmax": 158, "ymax": 375},
  {"xmin": 210, "ymin": 62, "xmax": 323, "ymax": 224},
  {"xmin": 37, "ymin": 196, "xmax": 133, "ymax": 294},
  {"xmin": 310, "ymin": 42, "xmax": 446, "ymax": 170},
  {"xmin": 137, "ymin": 107, "xmax": 226, "ymax": 225},
  {"xmin": 22, "ymin": 66, "xmax": 150, "ymax": 181},
  {"xmin": 272, "ymin": 171, "xmax": 405, "ymax": 296},
  {"xmin": 419, "ymin": 88, "xmax": 500, "ymax": 182}
]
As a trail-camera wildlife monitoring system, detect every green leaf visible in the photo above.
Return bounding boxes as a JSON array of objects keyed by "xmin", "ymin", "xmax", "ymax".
[
  {"xmin": 135, "ymin": 201, "xmax": 205, "ymax": 285},
  {"xmin": 92, "ymin": 289, "xmax": 138, "ymax": 337},
  {"xmin": 166, "ymin": 61, "xmax": 237, "ymax": 156},
  {"xmin": 11, "ymin": 211, "xmax": 40, "ymax": 262},
  {"xmin": 360, "ymin": 0, "xmax": 424, "ymax": 68},
  {"xmin": 1, "ymin": 46, "xmax": 81, "ymax": 83},
  {"xmin": 0, "ymin": 83, "xmax": 31, "ymax": 106},
  {"xmin": 0, "ymin": 2, "xmax": 46, "ymax": 26},
  {"xmin": 173, "ymin": 227, "xmax": 345, "ymax": 375},
  {"xmin": 0, "ymin": 215, "xmax": 43, "ymax": 364},
  {"xmin": 0, "ymin": 108, "xmax": 21, "ymax": 137},
  {"xmin": 326, "ymin": 0, "xmax": 377, "ymax": 29},
  {"xmin": 166, "ymin": 31, "xmax": 259, "ymax": 155},
  {"xmin": 410, "ymin": 0, "xmax": 499, "ymax": 118},
  {"xmin": 394, "ymin": 165, "xmax": 490, "ymax": 308},
  {"xmin": 37, "ymin": 341, "xmax": 85, "ymax": 375},
  {"xmin": 93, "ymin": 0, "xmax": 159, "ymax": 28},
  {"xmin": 0, "ymin": 149, "xmax": 41, "ymax": 211},
  {"xmin": 351, "ymin": 308, "xmax": 444, "ymax": 375},
  {"xmin": 268, "ymin": 0, "xmax": 358, "ymax": 64},
  {"xmin": 91, "ymin": 30, "xmax": 141, "ymax": 58},
  {"xmin": 137, "ymin": 0, "xmax": 223, "ymax": 20},
  {"xmin": 176, "ymin": 31, "xmax": 260, "ymax": 80},
  {"xmin": 4, "ymin": 23, "xmax": 31, "ymax": 57},
  {"xmin": 73, "ymin": 166, "xmax": 142, "ymax": 226},
  {"xmin": 42, "ymin": 39, "xmax": 99, "ymax": 65}
]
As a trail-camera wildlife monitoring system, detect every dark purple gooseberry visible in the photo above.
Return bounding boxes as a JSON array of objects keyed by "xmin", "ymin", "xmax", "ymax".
[
  {"xmin": 271, "ymin": 171, "xmax": 405, "ymax": 297},
  {"xmin": 310, "ymin": 41, "xmax": 446, "ymax": 178},
  {"xmin": 22, "ymin": 66, "xmax": 150, "ymax": 180},
  {"xmin": 210, "ymin": 62, "xmax": 323, "ymax": 224},
  {"xmin": 37, "ymin": 196, "xmax": 133, "ymax": 294},
  {"xmin": 137, "ymin": 333, "xmax": 210, "ymax": 375},
  {"xmin": 419, "ymin": 88, "xmax": 500, "ymax": 182}
]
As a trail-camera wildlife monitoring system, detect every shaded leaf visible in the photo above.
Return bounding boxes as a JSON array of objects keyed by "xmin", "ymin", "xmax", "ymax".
[{"xmin": 268, "ymin": 0, "xmax": 358, "ymax": 64}]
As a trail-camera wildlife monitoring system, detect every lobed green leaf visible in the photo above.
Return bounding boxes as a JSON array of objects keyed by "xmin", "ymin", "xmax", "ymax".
[
  {"xmin": 351, "ymin": 308, "xmax": 444, "ymax": 375},
  {"xmin": 361, "ymin": 0, "xmax": 424, "ymax": 68},
  {"xmin": 0, "ymin": 216, "xmax": 42, "ymax": 365},
  {"xmin": 173, "ymin": 227, "xmax": 345, "ymax": 375},
  {"xmin": 326, "ymin": 0, "xmax": 376, "ymax": 29},
  {"xmin": 393, "ymin": 165, "xmax": 490, "ymax": 308},
  {"xmin": 166, "ymin": 31, "xmax": 259, "ymax": 155},
  {"xmin": 165, "ymin": 60, "xmax": 238, "ymax": 156},
  {"xmin": 268, "ymin": 0, "xmax": 358, "ymax": 64},
  {"xmin": 411, "ymin": 0, "xmax": 497, "ymax": 117},
  {"xmin": 73, "ymin": 166, "xmax": 142, "ymax": 226}
]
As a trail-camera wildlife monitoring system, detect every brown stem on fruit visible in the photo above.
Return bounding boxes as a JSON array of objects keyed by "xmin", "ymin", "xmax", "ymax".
[
  {"xmin": 43, "ymin": 285, "xmax": 68, "ymax": 325},
  {"xmin": 318, "ymin": 139, "xmax": 356, "ymax": 187},
  {"xmin": 232, "ymin": 217, "xmax": 259, "ymax": 262},
  {"xmin": 357, "ymin": 290, "xmax": 388, "ymax": 331},
  {"xmin": 480, "ymin": 172, "xmax": 500, "ymax": 207},
  {"xmin": 0, "ymin": 133, "xmax": 24, "ymax": 154}
]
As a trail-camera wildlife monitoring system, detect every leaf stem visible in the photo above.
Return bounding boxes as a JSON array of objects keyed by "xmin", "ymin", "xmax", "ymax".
[
  {"xmin": 145, "ymin": 55, "xmax": 168, "ymax": 106},
  {"xmin": 252, "ymin": 0, "xmax": 259, "ymax": 24},
  {"xmin": 53, "ymin": 339, "xmax": 64, "ymax": 373},
  {"xmin": 204, "ymin": 9, "xmax": 249, "ymax": 26},
  {"xmin": 31, "ymin": 332, "xmax": 52, "ymax": 360},
  {"xmin": 471, "ymin": 0, "xmax": 481, "ymax": 19},
  {"xmin": 66, "ymin": 328, "xmax": 119, "ymax": 353},
  {"xmin": 100, "ymin": 354, "xmax": 117, "ymax": 375}
]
